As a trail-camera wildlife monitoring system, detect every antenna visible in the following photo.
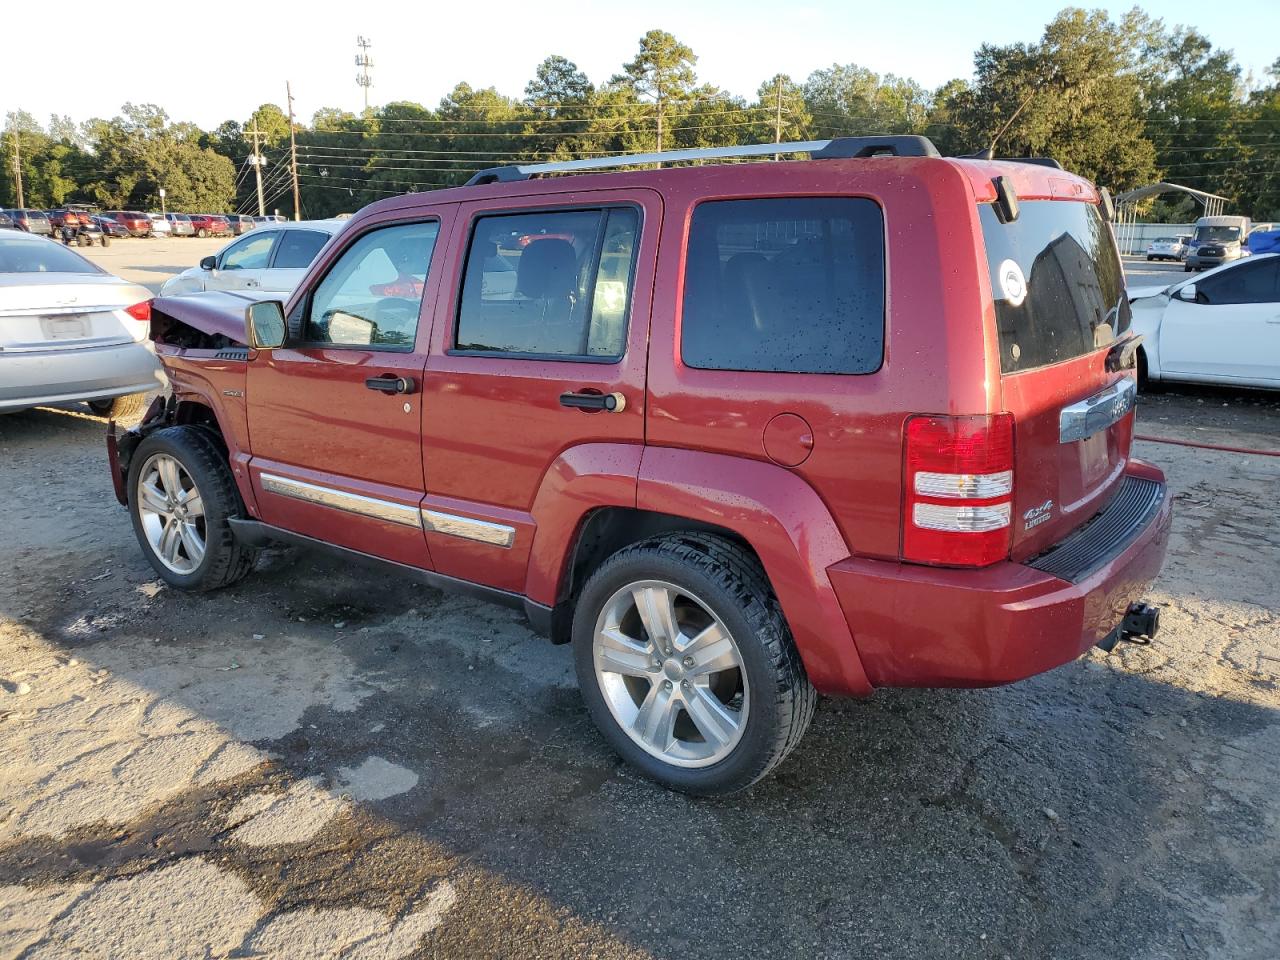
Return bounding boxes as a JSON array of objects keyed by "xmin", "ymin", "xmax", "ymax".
[{"xmin": 355, "ymin": 36, "xmax": 374, "ymax": 111}]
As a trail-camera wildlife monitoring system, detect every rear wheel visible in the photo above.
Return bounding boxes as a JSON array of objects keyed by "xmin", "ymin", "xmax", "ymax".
[
  {"xmin": 196, "ymin": 227, "xmax": 208, "ymax": 238},
  {"xmin": 127, "ymin": 426, "xmax": 258, "ymax": 591},
  {"xmin": 88, "ymin": 392, "xmax": 148, "ymax": 425},
  {"xmin": 573, "ymin": 533, "xmax": 815, "ymax": 795}
]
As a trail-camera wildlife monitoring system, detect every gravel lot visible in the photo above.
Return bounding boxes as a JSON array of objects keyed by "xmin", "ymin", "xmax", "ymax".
[{"xmin": 1, "ymin": 243, "xmax": 1279, "ymax": 959}]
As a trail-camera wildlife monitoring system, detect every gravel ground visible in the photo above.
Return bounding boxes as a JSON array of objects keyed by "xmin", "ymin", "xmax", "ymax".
[{"xmin": 1, "ymin": 250, "xmax": 1278, "ymax": 959}]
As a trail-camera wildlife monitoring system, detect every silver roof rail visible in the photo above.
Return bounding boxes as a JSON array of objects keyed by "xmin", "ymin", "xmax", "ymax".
[{"xmin": 465, "ymin": 135, "xmax": 940, "ymax": 186}]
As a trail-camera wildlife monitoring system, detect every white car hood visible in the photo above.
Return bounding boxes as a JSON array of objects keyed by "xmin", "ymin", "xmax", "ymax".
[
  {"xmin": 1127, "ymin": 284, "xmax": 1170, "ymax": 301},
  {"xmin": 159, "ymin": 266, "xmax": 206, "ymax": 296}
]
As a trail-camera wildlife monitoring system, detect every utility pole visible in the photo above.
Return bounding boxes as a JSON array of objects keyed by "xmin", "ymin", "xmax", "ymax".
[
  {"xmin": 655, "ymin": 79, "xmax": 663, "ymax": 153},
  {"xmin": 286, "ymin": 82, "xmax": 301, "ymax": 221},
  {"xmin": 774, "ymin": 77, "xmax": 784, "ymax": 144},
  {"xmin": 248, "ymin": 118, "xmax": 266, "ymax": 217},
  {"xmin": 10, "ymin": 128, "xmax": 23, "ymax": 209},
  {"xmin": 355, "ymin": 36, "xmax": 374, "ymax": 112}
]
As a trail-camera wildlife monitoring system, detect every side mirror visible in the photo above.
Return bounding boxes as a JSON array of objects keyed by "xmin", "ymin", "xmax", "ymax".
[
  {"xmin": 1177, "ymin": 283, "xmax": 1198, "ymax": 303},
  {"xmin": 199, "ymin": 255, "xmax": 217, "ymax": 271},
  {"xmin": 246, "ymin": 300, "xmax": 286, "ymax": 350}
]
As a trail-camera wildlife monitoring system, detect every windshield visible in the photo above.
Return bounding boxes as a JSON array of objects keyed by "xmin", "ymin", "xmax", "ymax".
[
  {"xmin": 1194, "ymin": 226, "xmax": 1241, "ymax": 243},
  {"xmin": 0, "ymin": 237, "xmax": 103, "ymax": 274},
  {"xmin": 980, "ymin": 200, "xmax": 1130, "ymax": 374}
]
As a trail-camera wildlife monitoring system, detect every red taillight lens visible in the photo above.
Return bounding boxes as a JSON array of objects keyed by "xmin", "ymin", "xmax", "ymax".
[
  {"xmin": 124, "ymin": 300, "xmax": 152, "ymax": 322},
  {"xmin": 903, "ymin": 414, "xmax": 1014, "ymax": 567}
]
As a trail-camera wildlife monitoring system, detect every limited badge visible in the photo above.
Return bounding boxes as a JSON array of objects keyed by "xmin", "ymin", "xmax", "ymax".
[{"xmin": 998, "ymin": 259, "xmax": 1027, "ymax": 307}]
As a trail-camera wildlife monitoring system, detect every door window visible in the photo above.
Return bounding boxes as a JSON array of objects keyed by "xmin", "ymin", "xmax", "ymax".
[
  {"xmin": 1195, "ymin": 259, "xmax": 1280, "ymax": 305},
  {"xmin": 304, "ymin": 221, "xmax": 439, "ymax": 349},
  {"xmin": 454, "ymin": 207, "xmax": 639, "ymax": 359},
  {"xmin": 273, "ymin": 229, "xmax": 332, "ymax": 269},
  {"xmin": 220, "ymin": 232, "xmax": 275, "ymax": 270}
]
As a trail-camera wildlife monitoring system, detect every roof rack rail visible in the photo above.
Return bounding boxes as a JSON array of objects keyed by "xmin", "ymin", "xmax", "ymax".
[
  {"xmin": 465, "ymin": 135, "xmax": 940, "ymax": 186},
  {"xmin": 997, "ymin": 157, "xmax": 1063, "ymax": 169}
]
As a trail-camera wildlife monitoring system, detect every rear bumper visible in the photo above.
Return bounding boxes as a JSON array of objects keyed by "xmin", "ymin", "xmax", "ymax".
[
  {"xmin": 0, "ymin": 341, "xmax": 161, "ymax": 412},
  {"xmin": 828, "ymin": 460, "xmax": 1173, "ymax": 688}
]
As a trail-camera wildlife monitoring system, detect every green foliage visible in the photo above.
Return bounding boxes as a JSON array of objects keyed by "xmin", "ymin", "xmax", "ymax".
[{"xmin": 4, "ymin": 19, "xmax": 1275, "ymax": 220}]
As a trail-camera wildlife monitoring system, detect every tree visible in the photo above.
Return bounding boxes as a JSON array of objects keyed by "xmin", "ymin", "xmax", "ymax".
[
  {"xmin": 525, "ymin": 56, "xmax": 593, "ymax": 109},
  {"xmin": 612, "ymin": 30, "xmax": 698, "ymax": 150},
  {"xmin": 938, "ymin": 9, "xmax": 1157, "ymax": 189}
]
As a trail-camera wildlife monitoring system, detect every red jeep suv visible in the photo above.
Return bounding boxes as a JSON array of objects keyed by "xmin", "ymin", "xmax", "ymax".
[{"xmin": 107, "ymin": 136, "xmax": 1170, "ymax": 794}]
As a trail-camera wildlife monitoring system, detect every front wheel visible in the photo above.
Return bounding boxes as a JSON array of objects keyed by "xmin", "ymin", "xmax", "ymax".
[
  {"xmin": 573, "ymin": 533, "xmax": 815, "ymax": 795},
  {"xmin": 127, "ymin": 426, "xmax": 258, "ymax": 591},
  {"xmin": 196, "ymin": 228, "xmax": 208, "ymax": 238}
]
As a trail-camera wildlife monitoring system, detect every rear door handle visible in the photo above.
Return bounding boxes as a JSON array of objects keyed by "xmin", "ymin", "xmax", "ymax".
[
  {"xmin": 365, "ymin": 375, "xmax": 417, "ymax": 395},
  {"xmin": 559, "ymin": 390, "xmax": 626, "ymax": 413}
]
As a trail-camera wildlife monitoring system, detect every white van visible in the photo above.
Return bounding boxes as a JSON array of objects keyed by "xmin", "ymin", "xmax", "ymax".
[{"xmin": 1186, "ymin": 215, "xmax": 1251, "ymax": 271}]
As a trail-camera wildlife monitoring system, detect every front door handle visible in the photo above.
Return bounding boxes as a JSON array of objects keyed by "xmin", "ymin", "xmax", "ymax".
[
  {"xmin": 365, "ymin": 375, "xmax": 417, "ymax": 395},
  {"xmin": 559, "ymin": 390, "xmax": 626, "ymax": 413}
]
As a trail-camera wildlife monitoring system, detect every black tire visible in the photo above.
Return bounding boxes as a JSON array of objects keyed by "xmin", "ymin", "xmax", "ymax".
[
  {"xmin": 572, "ymin": 532, "xmax": 816, "ymax": 796},
  {"xmin": 197, "ymin": 227, "xmax": 208, "ymax": 238},
  {"xmin": 1184, "ymin": 264, "xmax": 1193, "ymax": 272},
  {"xmin": 1146, "ymin": 255, "xmax": 1153, "ymax": 261},
  {"xmin": 88, "ymin": 392, "xmax": 149, "ymax": 425},
  {"xmin": 127, "ymin": 426, "xmax": 258, "ymax": 592},
  {"xmin": 1136, "ymin": 347, "xmax": 1156, "ymax": 392},
  {"xmin": 101, "ymin": 236, "xmax": 111, "ymax": 247}
]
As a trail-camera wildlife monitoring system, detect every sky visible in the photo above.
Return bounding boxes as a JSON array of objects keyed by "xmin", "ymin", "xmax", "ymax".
[{"xmin": 5, "ymin": 0, "xmax": 1277, "ymax": 131}]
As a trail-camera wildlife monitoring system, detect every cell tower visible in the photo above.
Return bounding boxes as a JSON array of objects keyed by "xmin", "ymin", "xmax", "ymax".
[{"xmin": 355, "ymin": 36, "xmax": 374, "ymax": 111}]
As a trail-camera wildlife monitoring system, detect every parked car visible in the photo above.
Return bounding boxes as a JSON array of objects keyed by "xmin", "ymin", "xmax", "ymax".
[
  {"xmin": 1145, "ymin": 236, "xmax": 1187, "ymax": 261},
  {"xmin": 108, "ymin": 136, "xmax": 1170, "ymax": 795},
  {"xmin": 252, "ymin": 214, "xmax": 287, "ymax": 224},
  {"xmin": 187, "ymin": 214, "xmax": 231, "ymax": 238},
  {"xmin": 148, "ymin": 214, "xmax": 172, "ymax": 237},
  {"xmin": 3, "ymin": 209, "xmax": 53, "ymax": 235},
  {"xmin": 165, "ymin": 213, "xmax": 196, "ymax": 237},
  {"xmin": 226, "ymin": 214, "xmax": 255, "ymax": 235},
  {"xmin": 0, "ymin": 230, "xmax": 159, "ymax": 416},
  {"xmin": 158, "ymin": 220, "xmax": 341, "ymax": 296},
  {"xmin": 1129, "ymin": 253, "xmax": 1280, "ymax": 390},
  {"xmin": 101, "ymin": 211, "xmax": 153, "ymax": 238},
  {"xmin": 0, "ymin": 211, "xmax": 15, "ymax": 230},
  {"xmin": 93, "ymin": 215, "xmax": 131, "ymax": 239}
]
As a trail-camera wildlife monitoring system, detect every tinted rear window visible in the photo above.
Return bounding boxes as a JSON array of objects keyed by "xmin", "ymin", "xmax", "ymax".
[
  {"xmin": 0, "ymin": 237, "xmax": 102, "ymax": 275},
  {"xmin": 979, "ymin": 200, "xmax": 1130, "ymax": 374},
  {"xmin": 680, "ymin": 197, "xmax": 885, "ymax": 374}
]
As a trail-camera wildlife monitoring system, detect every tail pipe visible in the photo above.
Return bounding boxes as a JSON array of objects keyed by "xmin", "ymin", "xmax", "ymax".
[{"xmin": 1096, "ymin": 601, "xmax": 1160, "ymax": 653}]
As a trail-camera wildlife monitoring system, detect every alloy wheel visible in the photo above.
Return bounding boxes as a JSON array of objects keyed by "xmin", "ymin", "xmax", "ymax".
[
  {"xmin": 593, "ymin": 580, "xmax": 748, "ymax": 768},
  {"xmin": 136, "ymin": 454, "xmax": 206, "ymax": 574}
]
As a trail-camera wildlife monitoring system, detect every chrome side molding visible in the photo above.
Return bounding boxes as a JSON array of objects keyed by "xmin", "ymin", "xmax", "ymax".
[
  {"xmin": 421, "ymin": 509, "xmax": 515, "ymax": 548},
  {"xmin": 259, "ymin": 473, "xmax": 517, "ymax": 547},
  {"xmin": 259, "ymin": 473, "xmax": 423, "ymax": 528},
  {"xmin": 1059, "ymin": 378, "xmax": 1137, "ymax": 444}
]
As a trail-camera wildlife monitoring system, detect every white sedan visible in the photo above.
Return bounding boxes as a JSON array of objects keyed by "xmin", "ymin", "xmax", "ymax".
[
  {"xmin": 1129, "ymin": 253, "xmax": 1280, "ymax": 390},
  {"xmin": 159, "ymin": 220, "xmax": 342, "ymax": 297},
  {"xmin": 0, "ymin": 231, "xmax": 161, "ymax": 415}
]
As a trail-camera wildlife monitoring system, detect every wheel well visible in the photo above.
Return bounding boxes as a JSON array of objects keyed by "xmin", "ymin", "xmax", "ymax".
[{"xmin": 547, "ymin": 507, "xmax": 761, "ymax": 644}]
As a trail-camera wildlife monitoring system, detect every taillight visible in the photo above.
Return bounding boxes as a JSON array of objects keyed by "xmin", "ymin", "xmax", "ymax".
[
  {"xmin": 903, "ymin": 414, "xmax": 1014, "ymax": 567},
  {"xmin": 124, "ymin": 300, "xmax": 152, "ymax": 322}
]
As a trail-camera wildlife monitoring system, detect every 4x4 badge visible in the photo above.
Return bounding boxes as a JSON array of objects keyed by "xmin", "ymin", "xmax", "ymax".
[{"xmin": 1023, "ymin": 500, "xmax": 1054, "ymax": 530}]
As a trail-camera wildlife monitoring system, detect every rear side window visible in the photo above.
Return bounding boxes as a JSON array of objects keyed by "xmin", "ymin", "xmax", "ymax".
[
  {"xmin": 981, "ymin": 200, "xmax": 1130, "ymax": 374},
  {"xmin": 680, "ymin": 198, "xmax": 885, "ymax": 374},
  {"xmin": 274, "ymin": 229, "xmax": 330, "ymax": 269},
  {"xmin": 455, "ymin": 207, "xmax": 639, "ymax": 359}
]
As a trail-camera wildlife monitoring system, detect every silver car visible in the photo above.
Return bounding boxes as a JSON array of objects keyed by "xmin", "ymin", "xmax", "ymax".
[
  {"xmin": 0, "ymin": 231, "xmax": 161, "ymax": 415},
  {"xmin": 159, "ymin": 219, "xmax": 342, "ymax": 297}
]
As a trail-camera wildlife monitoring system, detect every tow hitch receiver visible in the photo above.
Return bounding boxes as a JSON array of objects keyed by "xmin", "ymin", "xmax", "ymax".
[{"xmin": 1096, "ymin": 602, "xmax": 1161, "ymax": 653}]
